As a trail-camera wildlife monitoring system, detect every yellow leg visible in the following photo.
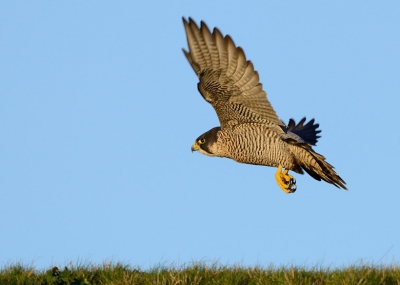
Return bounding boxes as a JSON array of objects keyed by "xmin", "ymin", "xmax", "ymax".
[{"xmin": 275, "ymin": 165, "xmax": 297, "ymax": 194}]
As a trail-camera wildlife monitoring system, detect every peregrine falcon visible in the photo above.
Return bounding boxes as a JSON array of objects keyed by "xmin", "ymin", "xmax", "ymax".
[{"xmin": 183, "ymin": 18, "xmax": 346, "ymax": 193}]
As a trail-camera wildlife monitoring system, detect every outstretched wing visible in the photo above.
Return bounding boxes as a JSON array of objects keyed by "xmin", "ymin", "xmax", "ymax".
[{"xmin": 182, "ymin": 17, "xmax": 282, "ymax": 128}]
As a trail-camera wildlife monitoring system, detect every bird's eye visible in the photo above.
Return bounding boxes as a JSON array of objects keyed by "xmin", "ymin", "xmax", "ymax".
[{"xmin": 199, "ymin": 138, "xmax": 206, "ymax": 144}]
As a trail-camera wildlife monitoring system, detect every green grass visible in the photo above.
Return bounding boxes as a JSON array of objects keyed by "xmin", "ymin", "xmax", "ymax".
[{"xmin": 1, "ymin": 262, "xmax": 399, "ymax": 285}]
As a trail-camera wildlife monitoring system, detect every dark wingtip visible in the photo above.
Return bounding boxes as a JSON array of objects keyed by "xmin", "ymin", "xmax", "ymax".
[{"xmin": 286, "ymin": 117, "xmax": 321, "ymax": 146}]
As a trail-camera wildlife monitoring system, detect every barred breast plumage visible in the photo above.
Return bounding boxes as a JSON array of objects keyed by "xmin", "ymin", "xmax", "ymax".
[{"xmin": 217, "ymin": 124, "xmax": 296, "ymax": 169}]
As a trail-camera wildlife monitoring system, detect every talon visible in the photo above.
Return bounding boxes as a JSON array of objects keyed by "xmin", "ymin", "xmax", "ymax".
[
  {"xmin": 275, "ymin": 165, "xmax": 297, "ymax": 194},
  {"xmin": 289, "ymin": 180, "xmax": 297, "ymax": 192}
]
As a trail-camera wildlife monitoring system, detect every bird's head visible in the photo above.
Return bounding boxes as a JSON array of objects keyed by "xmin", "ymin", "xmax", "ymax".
[{"xmin": 191, "ymin": 127, "xmax": 221, "ymax": 157}]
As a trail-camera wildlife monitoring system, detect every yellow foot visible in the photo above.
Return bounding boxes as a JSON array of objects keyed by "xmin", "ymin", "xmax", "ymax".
[{"xmin": 275, "ymin": 165, "xmax": 297, "ymax": 194}]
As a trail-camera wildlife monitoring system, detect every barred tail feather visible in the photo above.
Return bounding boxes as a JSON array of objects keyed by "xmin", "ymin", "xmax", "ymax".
[{"xmin": 291, "ymin": 145, "xmax": 347, "ymax": 190}]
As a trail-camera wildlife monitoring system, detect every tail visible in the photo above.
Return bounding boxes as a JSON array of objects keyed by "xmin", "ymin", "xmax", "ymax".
[
  {"xmin": 284, "ymin": 117, "xmax": 321, "ymax": 146},
  {"xmin": 289, "ymin": 143, "xmax": 347, "ymax": 190}
]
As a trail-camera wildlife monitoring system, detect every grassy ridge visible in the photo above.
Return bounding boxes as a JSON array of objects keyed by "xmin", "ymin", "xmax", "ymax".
[{"xmin": 1, "ymin": 262, "xmax": 399, "ymax": 284}]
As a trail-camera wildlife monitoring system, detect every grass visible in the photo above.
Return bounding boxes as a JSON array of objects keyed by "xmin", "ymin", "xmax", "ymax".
[{"xmin": 0, "ymin": 261, "xmax": 399, "ymax": 285}]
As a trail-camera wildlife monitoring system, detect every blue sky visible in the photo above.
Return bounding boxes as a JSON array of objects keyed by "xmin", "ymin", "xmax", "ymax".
[{"xmin": 1, "ymin": 1, "xmax": 400, "ymax": 269}]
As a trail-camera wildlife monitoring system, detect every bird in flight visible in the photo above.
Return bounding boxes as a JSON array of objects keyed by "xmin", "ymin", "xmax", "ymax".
[{"xmin": 182, "ymin": 17, "xmax": 346, "ymax": 193}]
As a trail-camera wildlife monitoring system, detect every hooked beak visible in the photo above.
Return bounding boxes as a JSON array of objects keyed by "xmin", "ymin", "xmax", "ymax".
[{"xmin": 191, "ymin": 141, "xmax": 200, "ymax": 152}]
